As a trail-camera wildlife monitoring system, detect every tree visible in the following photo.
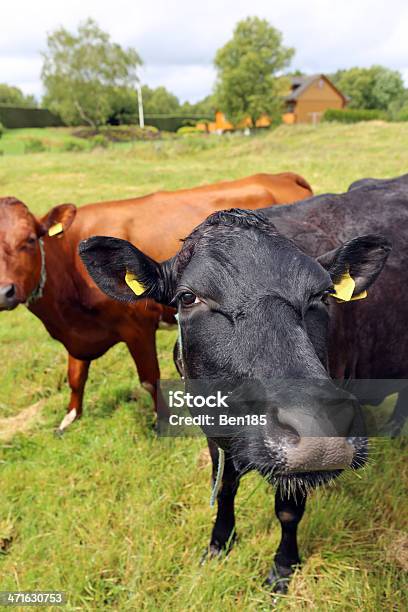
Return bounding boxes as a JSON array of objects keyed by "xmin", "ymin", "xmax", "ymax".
[
  {"xmin": 42, "ymin": 18, "xmax": 142, "ymax": 127},
  {"xmin": 388, "ymin": 89, "xmax": 408, "ymax": 120},
  {"xmin": 180, "ymin": 95, "xmax": 216, "ymax": 116},
  {"xmin": 214, "ymin": 17, "xmax": 294, "ymax": 125},
  {"xmin": 0, "ymin": 84, "xmax": 36, "ymax": 107},
  {"xmin": 107, "ymin": 88, "xmax": 139, "ymax": 125},
  {"xmin": 331, "ymin": 66, "xmax": 405, "ymax": 111},
  {"xmin": 372, "ymin": 67, "xmax": 405, "ymax": 111},
  {"xmin": 141, "ymin": 86, "xmax": 180, "ymax": 114}
]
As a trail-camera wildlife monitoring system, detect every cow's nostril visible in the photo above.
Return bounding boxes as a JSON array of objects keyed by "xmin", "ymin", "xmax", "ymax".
[
  {"xmin": 280, "ymin": 423, "xmax": 300, "ymax": 444},
  {"xmin": 5, "ymin": 284, "xmax": 16, "ymax": 299}
]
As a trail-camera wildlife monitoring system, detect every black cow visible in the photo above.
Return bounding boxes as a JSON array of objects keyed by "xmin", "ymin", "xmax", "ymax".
[
  {"xmin": 348, "ymin": 174, "xmax": 408, "ymax": 192},
  {"xmin": 264, "ymin": 173, "xmax": 408, "ymax": 434},
  {"xmin": 79, "ymin": 175, "xmax": 407, "ymax": 591}
]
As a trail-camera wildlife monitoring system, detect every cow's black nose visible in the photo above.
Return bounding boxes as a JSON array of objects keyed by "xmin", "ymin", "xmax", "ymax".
[
  {"xmin": 4, "ymin": 284, "xmax": 15, "ymax": 298},
  {"xmin": 0, "ymin": 284, "xmax": 18, "ymax": 310}
]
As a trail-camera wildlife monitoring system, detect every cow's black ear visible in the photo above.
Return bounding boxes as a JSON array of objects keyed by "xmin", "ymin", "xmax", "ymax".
[
  {"xmin": 79, "ymin": 236, "xmax": 174, "ymax": 304},
  {"xmin": 317, "ymin": 234, "xmax": 392, "ymax": 297}
]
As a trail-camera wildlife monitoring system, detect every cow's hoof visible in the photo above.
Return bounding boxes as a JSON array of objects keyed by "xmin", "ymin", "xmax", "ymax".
[
  {"xmin": 264, "ymin": 565, "xmax": 294, "ymax": 593},
  {"xmin": 264, "ymin": 573, "xmax": 290, "ymax": 594},
  {"xmin": 153, "ymin": 412, "xmax": 171, "ymax": 434},
  {"xmin": 200, "ymin": 544, "xmax": 223, "ymax": 565},
  {"xmin": 53, "ymin": 428, "xmax": 65, "ymax": 439},
  {"xmin": 200, "ymin": 533, "xmax": 237, "ymax": 565}
]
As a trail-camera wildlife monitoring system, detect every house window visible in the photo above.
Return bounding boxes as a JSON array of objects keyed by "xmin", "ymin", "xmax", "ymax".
[{"xmin": 318, "ymin": 79, "xmax": 324, "ymax": 89}]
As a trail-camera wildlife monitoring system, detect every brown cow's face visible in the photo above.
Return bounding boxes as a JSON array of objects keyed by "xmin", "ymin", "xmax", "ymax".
[
  {"xmin": 0, "ymin": 198, "xmax": 76, "ymax": 310},
  {"xmin": 0, "ymin": 198, "xmax": 42, "ymax": 310}
]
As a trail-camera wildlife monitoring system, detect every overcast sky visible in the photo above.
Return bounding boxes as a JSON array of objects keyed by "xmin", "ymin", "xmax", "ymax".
[{"xmin": 1, "ymin": 0, "xmax": 408, "ymax": 103}]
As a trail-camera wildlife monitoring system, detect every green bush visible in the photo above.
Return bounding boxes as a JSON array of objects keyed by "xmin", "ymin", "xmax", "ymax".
[
  {"xmin": 72, "ymin": 125, "xmax": 160, "ymax": 142},
  {"xmin": 323, "ymin": 108, "xmax": 387, "ymax": 123},
  {"xmin": 90, "ymin": 134, "xmax": 109, "ymax": 149},
  {"xmin": 143, "ymin": 114, "xmax": 211, "ymax": 132},
  {"xmin": 177, "ymin": 126, "xmax": 201, "ymax": 135},
  {"xmin": 24, "ymin": 138, "xmax": 47, "ymax": 153},
  {"xmin": 143, "ymin": 125, "xmax": 159, "ymax": 134},
  {"xmin": 0, "ymin": 121, "xmax": 3, "ymax": 139},
  {"xmin": 61, "ymin": 139, "xmax": 87, "ymax": 152},
  {"xmin": 101, "ymin": 125, "xmax": 159, "ymax": 141},
  {"xmin": 396, "ymin": 105, "xmax": 408, "ymax": 122}
]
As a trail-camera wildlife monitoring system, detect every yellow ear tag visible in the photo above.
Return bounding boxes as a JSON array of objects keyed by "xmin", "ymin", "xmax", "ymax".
[
  {"xmin": 332, "ymin": 271, "xmax": 367, "ymax": 302},
  {"xmin": 350, "ymin": 290, "xmax": 367, "ymax": 301},
  {"xmin": 48, "ymin": 223, "xmax": 63, "ymax": 237},
  {"xmin": 125, "ymin": 271, "xmax": 145, "ymax": 296}
]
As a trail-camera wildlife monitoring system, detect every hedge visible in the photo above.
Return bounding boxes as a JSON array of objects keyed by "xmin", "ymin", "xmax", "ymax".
[
  {"xmin": 323, "ymin": 108, "xmax": 387, "ymax": 123},
  {"xmin": 143, "ymin": 114, "xmax": 212, "ymax": 132},
  {"xmin": 0, "ymin": 106, "xmax": 64, "ymax": 128},
  {"xmin": 0, "ymin": 108, "xmax": 213, "ymax": 132}
]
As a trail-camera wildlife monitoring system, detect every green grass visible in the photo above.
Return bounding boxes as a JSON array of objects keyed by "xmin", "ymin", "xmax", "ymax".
[
  {"xmin": 0, "ymin": 123, "xmax": 407, "ymax": 610},
  {"xmin": 0, "ymin": 127, "xmax": 81, "ymax": 155}
]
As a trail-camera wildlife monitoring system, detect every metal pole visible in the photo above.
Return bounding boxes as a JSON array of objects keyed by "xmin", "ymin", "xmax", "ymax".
[{"xmin": 137, "ymin": 84, "xmax": 144, "ymax": 129}]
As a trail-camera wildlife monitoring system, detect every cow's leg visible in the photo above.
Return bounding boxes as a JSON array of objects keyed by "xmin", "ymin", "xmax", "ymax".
[
  {"xmin": 388, "ymin": 387, "xmax": 408, "ymax": 436},
  {"xmin": 203, "ymin": 439, "xmax": 240, "ymax": 559},
  {"xmin": 265, "ymin": 485, "xmax": 307, "ymax": 593},
  {"xmin": 124, "ymin": 326, "xmax": 168, "ymax": 420},
  {"xmin": 57, "ymin": 354, "xmax": 90, "ymax": 433}
]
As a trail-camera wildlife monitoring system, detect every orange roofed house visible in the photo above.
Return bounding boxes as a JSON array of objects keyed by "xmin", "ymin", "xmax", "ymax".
[
  {"xmin": 199, "ymin": 74, "xmax": 348, "ymax": 133},
  {"xmin": 283, "ymin": 74, "xmax": 348, "ymax": 124}
]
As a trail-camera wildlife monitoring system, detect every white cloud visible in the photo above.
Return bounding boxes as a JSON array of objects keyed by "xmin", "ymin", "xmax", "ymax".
[
  {"xmin": 0, "ymin": 56, "xmax": 43, "ymax": 99},
  {"xmin": 140, "ymin": 65, "xmax": 217, "ymax": 103},
  {"xmin": 0, "ymin": 0, "xmax": 407, "ymax": 103}
]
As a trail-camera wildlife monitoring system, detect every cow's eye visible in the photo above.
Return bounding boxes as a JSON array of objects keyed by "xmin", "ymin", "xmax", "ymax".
[
  {"xmin": 179, "ymin": 292, "xmax": 199, "ymax": 307},
  {"xmin": 19, "ymin": 236, "xmax": 36, "ymax": 251},
  {"xmin": 310, "ymin": 289, "xmax": 333, "ymax": 306},
  {"xmin": 320, "ymin": 289, "xmax": 333, "ymax": 305}
]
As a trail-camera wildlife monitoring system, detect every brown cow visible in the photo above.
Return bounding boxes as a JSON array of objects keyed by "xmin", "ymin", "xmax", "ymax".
[{"xmin": 0, "ymin": 173, "xmax": 312, "ymax": 432}]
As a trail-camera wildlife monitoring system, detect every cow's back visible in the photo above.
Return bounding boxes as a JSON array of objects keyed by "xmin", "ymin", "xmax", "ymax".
[{"xmin": 68, "ymin": 172, "xmax": 312, "ymax": 264}]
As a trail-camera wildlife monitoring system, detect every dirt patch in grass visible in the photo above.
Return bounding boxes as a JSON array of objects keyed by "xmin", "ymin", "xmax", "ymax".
[
  {"xmin": 0, "ymin": 535, "xmax": 13, "ymax": 554},
  {"xmin": 0, "ymin": 517, "xmax": 15, "ymax": 556},
  {"xmin": 384, "ymin": 531, "xmax": 408, "ymax": 570},
  {"xmin": 0, "ymin": 400, "xmax": 45, "ymax": 442},
  {"xmin": 197, "ymin": 446, "xmax": 211, "ymax": 469}
]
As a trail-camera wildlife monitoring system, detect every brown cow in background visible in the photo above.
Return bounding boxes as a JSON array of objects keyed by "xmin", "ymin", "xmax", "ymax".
[{"xmin": 0, "ymin": 172, "xmax": 312, "ymax": 432}]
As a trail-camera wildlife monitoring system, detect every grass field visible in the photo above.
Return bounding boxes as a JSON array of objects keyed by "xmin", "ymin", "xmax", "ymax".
[{"xmin": 0, "ymin": 122, "xmax": 407, "ymax": 610}]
